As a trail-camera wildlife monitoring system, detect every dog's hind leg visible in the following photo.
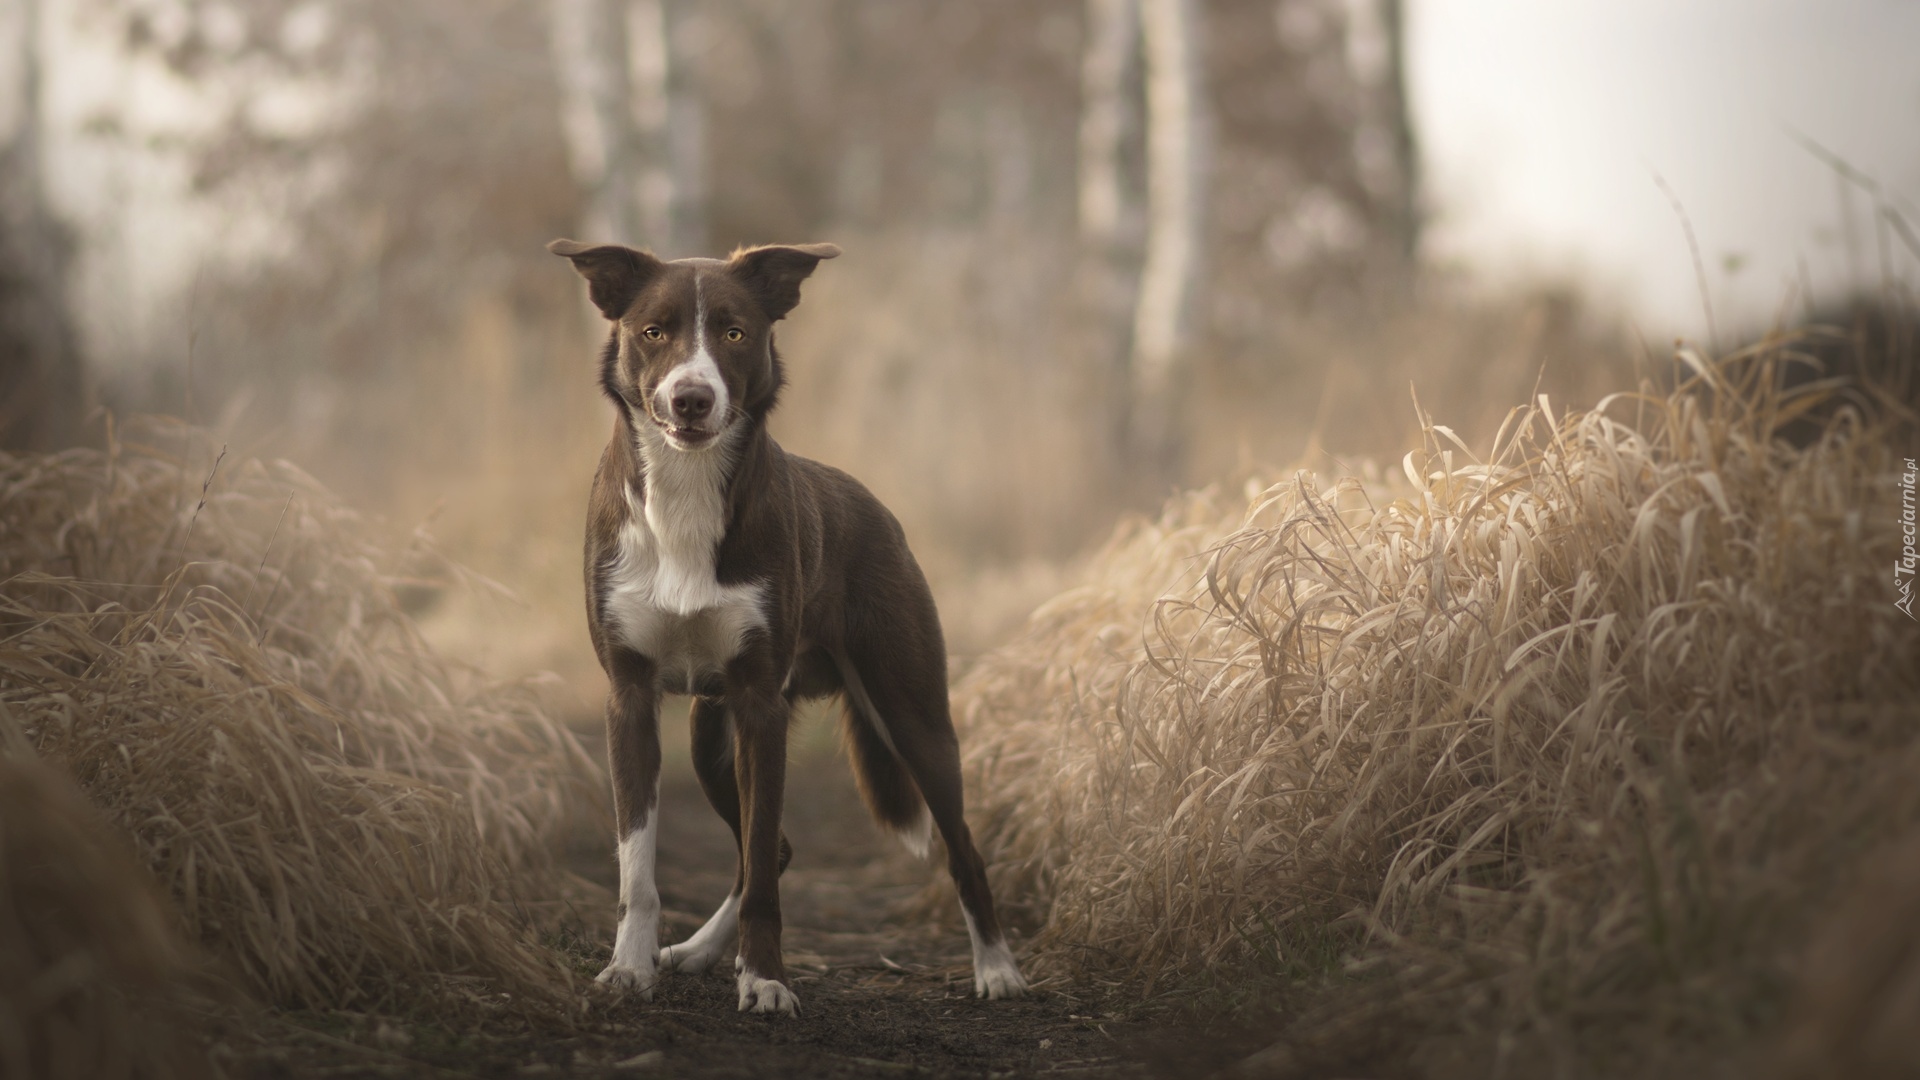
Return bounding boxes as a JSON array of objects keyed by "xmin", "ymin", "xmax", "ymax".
[
  {"xmin": 839, "ymin": 634, "xmax": 1028, "ymax": 1000},
  {"xmin": 661, "ymin": 695, "xmax": 791, "ymax": 974},
  {"xmin": 598, "ymin": 649, "xmax": 663, "ymax": 998}
]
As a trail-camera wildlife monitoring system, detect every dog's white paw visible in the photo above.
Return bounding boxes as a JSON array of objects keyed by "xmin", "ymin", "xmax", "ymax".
[
  {"xmin": 973, "ymin": 941, "xmax": 1029, "ymax": 999},
  {"xmin": 736, "ymin": 969, "xmax": 800, "ymax": 1015},
  {"xmin": 595, "ymin": 961, "xmax": 658, "ymax": 1000},
  {"xmin": 661, "ymin": 893, "xmax": 740, "ymax": 975},
  {"xmin": 659, "ymin": 939, "xmax": 727, "ymax": 974},
  {"xmin": 975, "ymin": 962, "xmax": 1029, "ymax": 1000},
  {"xmin": 734, "ymin": 953, "xmax": 745, "ymax": 973}
]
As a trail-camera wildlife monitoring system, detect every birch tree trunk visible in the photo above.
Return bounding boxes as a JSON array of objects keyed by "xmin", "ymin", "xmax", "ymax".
[
  {"xmin": 1130, "ymin": 0, "xmax": 1206, "ymax": 467},
  {"xmin": 550, "ymin": 0, "xmax": 643, "ymax": 244},
  {"xmin": 550, "ymin": 0, "xmax": 704, "ymax": 254}
]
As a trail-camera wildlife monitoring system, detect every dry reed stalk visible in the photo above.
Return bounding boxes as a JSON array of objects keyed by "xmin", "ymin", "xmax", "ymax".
[
  {"xmin": 0, "ymin": 417, "xmax": 601, "ymax": 1015},
  {"xmin": 955, "ymin": 335, "xmax": 1920, "ymax": 1068},
  {"xmin": 0, "ymin": 741, "xmax": 210, "ymax": 1080}
]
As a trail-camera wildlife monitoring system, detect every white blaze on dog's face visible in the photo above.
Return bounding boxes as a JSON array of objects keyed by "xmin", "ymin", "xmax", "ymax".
[
  {"xmin": 621, "ymin": 261, "xmax": 757, "ymax": 453},
  {"xmin": 547, "ymin": 240, "xmax": 840, "ymax": 451}
]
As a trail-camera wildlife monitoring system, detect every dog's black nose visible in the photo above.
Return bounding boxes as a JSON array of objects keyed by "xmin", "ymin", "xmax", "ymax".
[{"xmin": 671, "ymin": 385, "xmax": 715, "ymax": 423}]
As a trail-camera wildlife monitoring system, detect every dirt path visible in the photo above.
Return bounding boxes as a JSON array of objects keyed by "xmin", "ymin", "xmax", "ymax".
[
  {"xmin": 240, "ymin": 722, "xmax": 1167, "ymax": 1079},
  {"xmin": 569, "ymin": 734, "xmax": 1157, "ymax": 1079}
]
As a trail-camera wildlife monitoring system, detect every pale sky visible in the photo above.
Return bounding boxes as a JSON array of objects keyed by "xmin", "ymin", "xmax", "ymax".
[{"xmin": 1410, "ymin": 0, "xmax": 1920, "ymax": 338}]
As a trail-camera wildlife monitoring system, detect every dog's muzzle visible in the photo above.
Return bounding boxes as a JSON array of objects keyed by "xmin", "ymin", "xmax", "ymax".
[{"xmin": 649, "ymin": 384, "xmax": 723, "ymax": 448}]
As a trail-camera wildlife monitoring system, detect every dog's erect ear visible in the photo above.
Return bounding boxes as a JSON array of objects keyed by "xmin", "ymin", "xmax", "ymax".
[
  {"xmin": 726, "ymin": 243, "xmax": 841, "ymax": 321},
  {"xmin": 548, "ymin": 239, "xmax": 664, "ymax": 320}
]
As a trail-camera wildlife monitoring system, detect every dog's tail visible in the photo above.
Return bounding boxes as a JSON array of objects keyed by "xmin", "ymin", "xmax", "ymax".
[{"xmin": 837, "ymin": 697, "xmax": 932, "ymax": 859}]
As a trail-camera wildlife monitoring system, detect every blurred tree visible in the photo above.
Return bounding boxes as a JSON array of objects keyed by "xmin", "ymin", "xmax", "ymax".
[
  {"xmin": 1076, "ymin": 0, "xmax": 1422, "ymax": 479},
  {"xmin": 1377, "ymin": 0, "xmax": 1420, "ymax": 272},
  {"xmin": 56, "ymin": 0, "xmax": 1424, "ymax": 540},
  {"xmin": 548, "ymin": 0, "xmax": 705, "ymax": 255},
  {"xmin": 0, "ymin": 0, "xmax": 87, "ymax": 451},
  {"xmin": 690, "ymin": 0, "xmax": 1079, "ymax": 249},
  {"xmin": 1078, "ymin": 0, "xmax": 1141, "ymax": 258},
  {"xmin": 89, "ymin": 0, "xmax": 584, "ymax": 494},
  {"xmin": 550, "ymin": 0, "xmax": 645, "ymax": 245},
  {"xmin": 1131, "ymin": 0, "xmax": 1206, "ymax": 471},
  {"xmin": 1208, "ymin": 0, "xmax": 1421, "ymax": 331},
  {"xmin": 1077, "ymin": 0, "xmax": 1145, "ymax": 466},
  {"xmin": 656, "ymin": 0, "xmax": 706, "ymax": 256}
]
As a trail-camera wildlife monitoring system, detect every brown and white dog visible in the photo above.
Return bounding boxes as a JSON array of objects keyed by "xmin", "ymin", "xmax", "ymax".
[{"xmin": 549, "ymin": 238, "xmax": 1027, "ymax": 1015}]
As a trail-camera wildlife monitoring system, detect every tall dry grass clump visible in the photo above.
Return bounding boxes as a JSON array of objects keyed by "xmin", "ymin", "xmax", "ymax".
[
  {"xmin": 956, "ymin": 337, "xmax": 1920, "ymax": 1069},
  {"xmin": 0, "ymin": 418, "xmax": 600, "ymax": 1015},
  {"xmin": 0, "ymin": 742, "xmax": 210, "ymax": 1080}
]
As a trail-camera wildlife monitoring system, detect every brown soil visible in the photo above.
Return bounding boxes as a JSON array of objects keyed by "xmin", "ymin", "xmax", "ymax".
[{"xmin": 226, "ymin": 716, "xmax": 1167, "ymax": 1079}]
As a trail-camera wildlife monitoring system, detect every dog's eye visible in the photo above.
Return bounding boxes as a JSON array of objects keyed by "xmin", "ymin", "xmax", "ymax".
[
  {"xmin": 725, "ymin": 328, "xmax": 744, "ymax": 342},
  {"xmin": 642, "ymin": 326, "xmax": 664, "ymax": 341}
]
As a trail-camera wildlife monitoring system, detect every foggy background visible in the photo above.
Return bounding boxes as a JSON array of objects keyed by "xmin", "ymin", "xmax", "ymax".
[{"xmin": 3, "ymin": 0, "xmax": 1915, "ymax": 707}]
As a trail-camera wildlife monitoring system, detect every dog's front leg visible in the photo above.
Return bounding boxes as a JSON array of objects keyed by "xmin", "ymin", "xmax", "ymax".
[
  {"xmin": 598, "ymin": 648, "xmax": 663, "ymax": 997},
  {"xmin": 727, "ymin": 652, "xmax": 798, "ymax": 1015}
]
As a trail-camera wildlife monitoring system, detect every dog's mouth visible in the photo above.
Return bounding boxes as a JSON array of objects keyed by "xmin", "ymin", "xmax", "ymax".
[
  {"xmin": 665, "ymin": 424, "xmax": 719, "ymax": 448},
  {"xmin": 638, "ymin": 380, "xmax": 736, "ymax": 452},
  {"xmin": 639, "ymin": 402, "xmax": 726, "ymax": 450}
]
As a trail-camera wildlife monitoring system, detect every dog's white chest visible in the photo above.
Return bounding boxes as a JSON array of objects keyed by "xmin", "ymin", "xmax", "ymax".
[{"xmin": 603, "ymin": 438, "xmax": 765, "ymax": 690}]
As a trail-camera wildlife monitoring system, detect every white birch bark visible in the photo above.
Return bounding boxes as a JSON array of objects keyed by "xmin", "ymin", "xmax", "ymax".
[
  {"xmin": 550, "ymin": 0, "xmax": 703, "ymax": 254},
  {"xmin": 549, "ymin": 0, "xmax": 642, "ymax": 244},
  {"xmin": 623, "ymin": 0, "xmax": 704, "ymax": 256},
  {"xmin": 1131, "ymin": 0, "xmax": 1205, "ymax": 404}
]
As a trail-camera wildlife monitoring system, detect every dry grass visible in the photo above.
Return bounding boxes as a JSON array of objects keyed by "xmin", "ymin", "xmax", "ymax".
[
  {"xmin": 0, "ymin": 417, "xmax": 602, "ymax": 1017},
  {"xmin": 955, "ymin": 331, "xmax": 1920, "ymax": 1072},
  {"xmin": 0, "ymin": 741, "xmax": 211, "ymax": 1080}
]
